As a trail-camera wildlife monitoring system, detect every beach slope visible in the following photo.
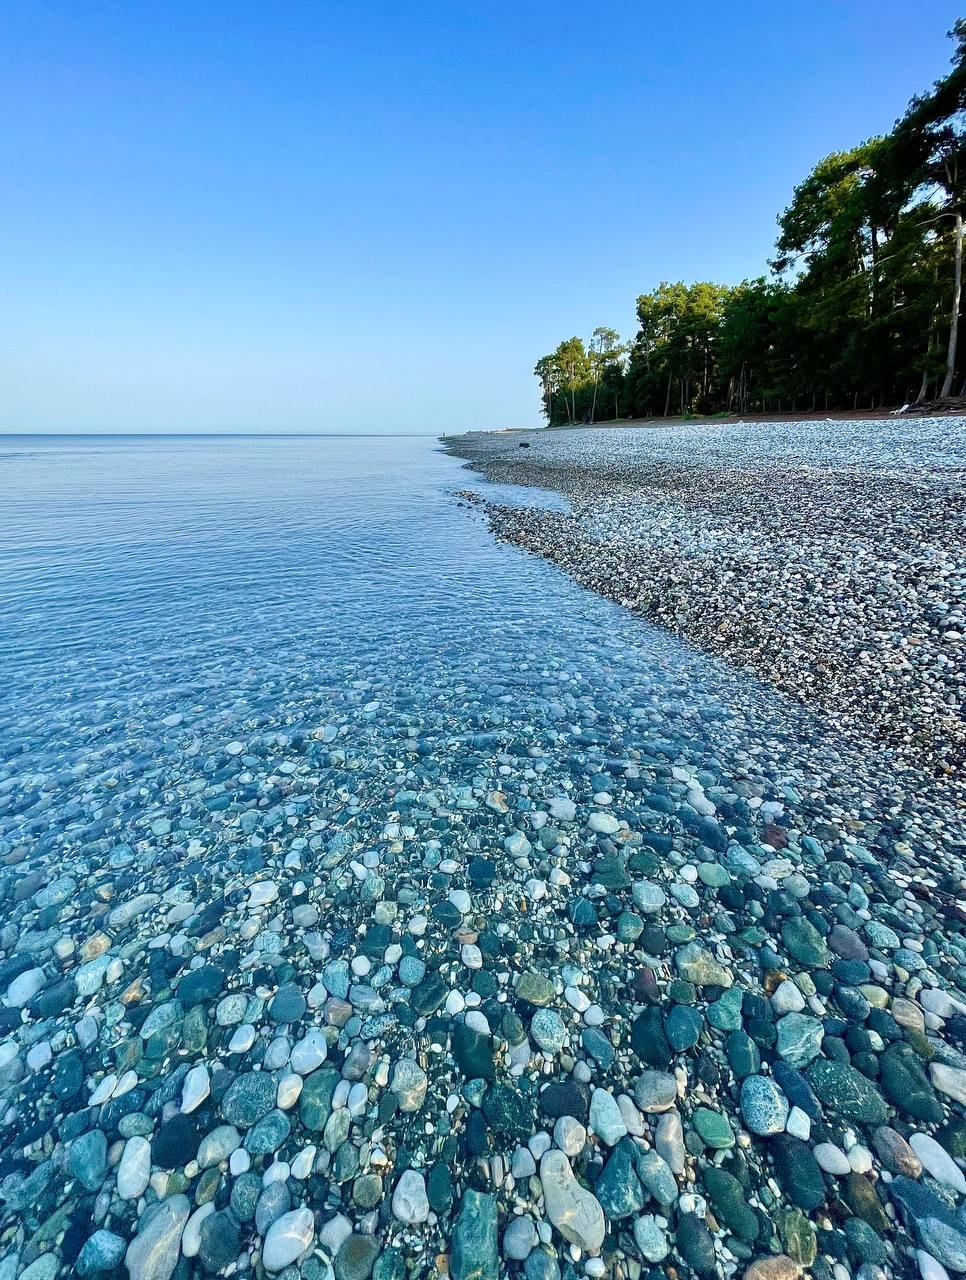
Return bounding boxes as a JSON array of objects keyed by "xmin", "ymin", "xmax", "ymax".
[{"xmin": 444, "ymin": 420, "xmax": 966, "ymax": 777}]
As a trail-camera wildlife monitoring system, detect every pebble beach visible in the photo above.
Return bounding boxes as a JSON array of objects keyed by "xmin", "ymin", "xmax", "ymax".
[
  {"xmin": 0, "ymin": 430, "xmax": 964, "ymax": 1280},
  {"xmin": 445, "ymin": 419, "xmax": 966, "ymax": 778}
]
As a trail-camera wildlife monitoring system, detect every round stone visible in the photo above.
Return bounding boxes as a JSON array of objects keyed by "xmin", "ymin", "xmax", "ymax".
[
  {"xmin": 69, "ymin": 1129, "xmax": 108, "ymax": 1192},
  {"xmin": 176, "ymin": 965, "xmax": 225, "ymax": 1008},
  {"xmin": 392, "ymin": 1169, "xmax": 429, "ymax": 1224},
  {"xmin": 588, "ymin": 811, "xmax": 619, "ymax": 835},
  {"xmin": 813, "ymin": 1143, "xmax": 851, "ymax": 1175},
  {"xmin": 503, "ymin": 1214, "xmax": 539, "ymax": 1260},
  {"xmin": 740, "ymin": 1075, "xmax": 790, "ymax": 1136},
  {"xmin": 530, "ymin": 1009, "xmax": 567, "ymax": 1054},
  {"xmin": 334, "ymin": 1233, "xmax": 380, "ymax": 1280},
  {"xmin": 153, "ymin": 1113, "xmax": 201, "ymax": 1169},
  {"xmin": 181, "ymin": 1064, "xmax": 211, "ymax": 1113},
  {"xmin": 198, "ymin": 1211, "xmax": 240, "ymax": 1273},
  {"xmin": 391, "ymin": 1058, "xmax": 427, "ymax": 1113},
  {"xmin": 398, "ymin": 955, "xmax": 426, "ymax": 987},
  {"xmin": 77, "ymin": 1230, "xmax": 126, "ymax": 1277},
  {"xmin": 589, "ymin": 1089, "xmax": 627, "ymax": 1146},
  {"xmin": 269, "ymin": 982, "xmax": 306, "ymax": 1024},
  {"xmin": 553, "ymin": 1115, "xmax": 587, "ymax": 1156},
  {"xmin": 262, "ymin": 1205, "xmax": 315, "ymax": 1272},
  {"xmin": 290, "ymin": 1029, "xmax": 328, "ymax": 1075},
  {"xmin": 634, "ymin": 1215, "xmax": 670, "ymax": 1263},
  {"xmin": 221, "ymin": 1072, "xmax": 276, "ymax": 1128},
  {"xmin": 632, "ymin": 881, "xmax": 666, "ymax": 913},
  {"xmin": 117, "ymin": 1136, "xmax": 151, "ymax": 1199}
]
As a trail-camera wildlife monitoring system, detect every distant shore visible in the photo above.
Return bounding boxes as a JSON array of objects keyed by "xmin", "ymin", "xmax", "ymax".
[
  {"xmin": 445, "ymin": 418, "xmax": 965, "ymax": 780},
  {"xmin": 465, "ymin": 402, "xmax": 966, "ymax": 437}
]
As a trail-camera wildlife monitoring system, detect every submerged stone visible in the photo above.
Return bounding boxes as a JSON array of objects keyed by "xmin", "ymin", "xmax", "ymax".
[
  {"xmin": 450, "ymin": 1189, "xmax": 499, "ymax": 1280},
  {"xmin": 124, "ymin": 1194, "xmax": 190, "ymax": 1280},
  {"xmin": 805, "ymin": 1060, "xmax": 889, "ymax": 1125}
]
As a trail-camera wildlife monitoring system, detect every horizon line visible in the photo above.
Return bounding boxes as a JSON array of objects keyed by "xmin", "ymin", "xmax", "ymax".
[{"xmin": 0, "ymin": 430, "xmax": 469, "ymax": 439}]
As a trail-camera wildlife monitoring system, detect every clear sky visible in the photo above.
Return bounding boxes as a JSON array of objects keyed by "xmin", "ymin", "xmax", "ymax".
[{"xmin": 0, "ymin": 1, "xmax": 961, "ymax": 434}]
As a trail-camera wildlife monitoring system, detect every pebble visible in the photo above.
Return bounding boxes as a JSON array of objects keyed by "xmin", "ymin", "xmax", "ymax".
[
  {"xmin": 391, "ymin": 1058, "xmax": 428, "ymax": 1112},
  {"xmin": 5, "ymin": 968, "xmax": 44, "ymax": 1007},
  {"xmin": 554, "ymin": 1115, "xmax": 587, "ymax": 1157},
  {"xmin": 392, "ymin": 1169, "xmax": 430, "ymax": 1224},
  {"xmin": 180, "ymin": 1064, "xmax": 210, "ymax": 1113},
  {"xmin": 589, "ymin": 1088, "xmax": 626, "ymax": 1145},
  {"xmin": 932, "ymin": 1063, "xmax": 966, "ymax": 1105},
  {"xmin": 124, "ymin": 1195, "xmax": 190, "ymax": 1280},
  {"xmin": 262, "ymin": 1205, "xmax": 315, "ymax": 1271},
  {"xmin": 540, "ymin": 1149, "xmax": 605, "ymax": 1254},
  {"xmin": 451, "ymin": 1189, "xmax": 498, "ymax": 1280},
  {"xmin": 503, "ymin": 1214, "xmax": 539, "ymax": 1260},
  {"xmin": 117, "ymin": 1136, "xmax": 151, "ymax": 1199},
  {"xmin": 814, "ymin": 1142, "xmax": 852, "ymax": 1175},
  {"xmin": 77, "ymin": 1230, "xmax": 126, "ymax": 1277},
  {"xmin": 290, "ymin": 1028, "xmax": 328, "ymax": 1075},
  {"xmin": 741, "ymin": 1075, "xmax": 790, "ymax": 1135},
  {"xmin": 910, "ymin": 1132, "xmax": 966, "ymax": 1192}
]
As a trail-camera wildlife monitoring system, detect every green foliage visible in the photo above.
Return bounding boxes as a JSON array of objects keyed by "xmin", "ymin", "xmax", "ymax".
[
  {"xmin": 628, "ymin": 282, "xmax": 732, "ymax": 416},
  {"xmin": 534, "ymin": 23, "xmax": 966, "ymax": 422},
  {"xmin": 535, "ymin": 335, "xmax": 617, "ymax": 424}
]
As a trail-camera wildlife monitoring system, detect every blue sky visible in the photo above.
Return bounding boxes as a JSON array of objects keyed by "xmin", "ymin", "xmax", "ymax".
[{"xmin": 0, "ymin": 1, "xmax": 961, "ymax": 433}]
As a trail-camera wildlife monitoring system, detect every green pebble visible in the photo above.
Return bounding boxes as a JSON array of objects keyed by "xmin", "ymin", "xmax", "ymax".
[
  {"xmin": 784, "ymin": 1208, "xmax": 817, "ymax": 1265},
  {"xmin": 707, "ymin": 987, "xmax": 744, "ymax": 1032},
  {"xmin": 692, "ymin": 1107, "xmax": 735, "ymax": 1149}
]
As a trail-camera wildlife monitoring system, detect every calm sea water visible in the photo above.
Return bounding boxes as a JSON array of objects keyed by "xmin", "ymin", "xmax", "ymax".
[
  {"xmin": 0, "ymin": 432, "xmax": 955, "ymax": 1276},
  {"xmin": 0, "ymin": 434, "xmax": 945, "ymax": 863}
]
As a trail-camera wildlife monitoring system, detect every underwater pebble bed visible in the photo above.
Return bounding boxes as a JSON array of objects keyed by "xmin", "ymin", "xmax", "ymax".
[{"xmin": 0, "ymin": 432, "xmax": 964, "ymax": 1280}]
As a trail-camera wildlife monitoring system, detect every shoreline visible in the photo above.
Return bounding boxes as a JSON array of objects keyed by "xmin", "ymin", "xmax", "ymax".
[
  {"xmin": 458, "ymin": 406, "xmax": 966, "ymax": 438},
  {"xmin": 444, "ymin": 419, "xmax": 965, "ymax": 782}
]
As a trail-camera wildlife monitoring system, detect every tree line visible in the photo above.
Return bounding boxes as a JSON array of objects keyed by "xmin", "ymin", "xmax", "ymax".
[{"xmin": 535, "ymin": 22, "xmax": 966, "ymax": 423}]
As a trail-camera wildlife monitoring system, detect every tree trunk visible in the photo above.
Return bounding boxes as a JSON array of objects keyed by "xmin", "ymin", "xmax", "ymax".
[
  {"xmin": 664, "ymin": 372, "xmax": 672, "ymax": 418},
  {"xmin": 941, "ymin": 211, "xmax": 963, "ymax": 398},
  {"xmin": 590, "ymin": 370, "xmax": 599, "ymax": 424},
  {"xmin": 917, "ymin": 347, "xmax": 930, "ymax": 403}
]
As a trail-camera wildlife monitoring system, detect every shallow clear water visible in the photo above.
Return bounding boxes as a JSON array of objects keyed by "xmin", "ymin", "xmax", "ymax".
[
  {"xmin": 0, "ymin": 434, "xmax": 947, "ymax": 856},
  {"xmin": 0, "ymin": 433, "xmax": 960, "ymax": 1278}
]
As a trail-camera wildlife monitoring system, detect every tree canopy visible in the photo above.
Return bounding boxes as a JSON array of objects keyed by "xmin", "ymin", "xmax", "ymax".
[{"xmin": 534, "ymin": 23, "xmax": 966, "ymax": 423}]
